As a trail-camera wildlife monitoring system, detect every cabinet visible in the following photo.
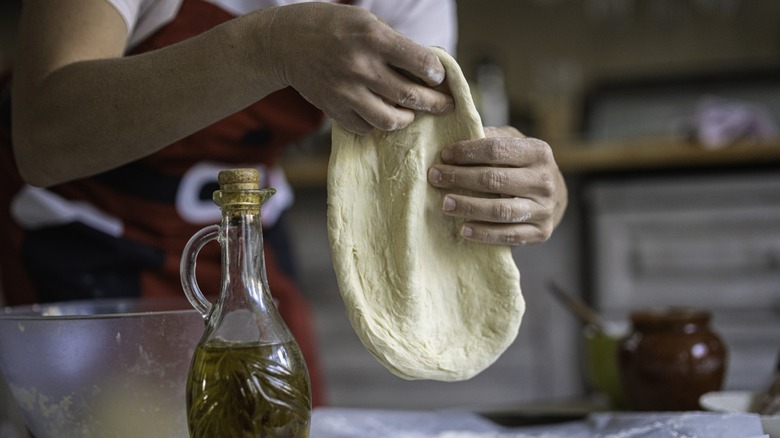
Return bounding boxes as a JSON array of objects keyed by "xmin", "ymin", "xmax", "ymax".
[{"xmin": 585, "ymin": 170, "xmax": 780, "ymax": 390}]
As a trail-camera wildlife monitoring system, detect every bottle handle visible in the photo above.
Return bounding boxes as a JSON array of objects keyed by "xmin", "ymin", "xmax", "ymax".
[{"xmin": 180, "ymin": 224, "xmax": 219, "ymax": 318}]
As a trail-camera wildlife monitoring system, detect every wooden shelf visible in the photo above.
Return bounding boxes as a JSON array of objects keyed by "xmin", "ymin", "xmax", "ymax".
[
  {"xmin": 282, "ymin": 156, "xmax": 330, "ymax": 189},
  {"xmin": 283, "ymin": 138, "xmax": 780, "ymax": 188},
  {"xmin": 554, "ymin": 137, "xmax": 780, "ymax": 174}
]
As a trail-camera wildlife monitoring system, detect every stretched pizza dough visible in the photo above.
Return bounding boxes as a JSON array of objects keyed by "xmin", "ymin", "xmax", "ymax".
[{"xmin": 327, "ymin": 47, "xmax": 524, "ymax": 381}]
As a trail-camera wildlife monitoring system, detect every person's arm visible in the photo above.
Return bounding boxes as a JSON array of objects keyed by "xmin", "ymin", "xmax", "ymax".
[
  {"xmin": 12, "ymin": 1, "xmax": 453, "ymax": 187},
  {"xmin": 428, "ymin": 126, "xmax": 568, "ymax": 245}
]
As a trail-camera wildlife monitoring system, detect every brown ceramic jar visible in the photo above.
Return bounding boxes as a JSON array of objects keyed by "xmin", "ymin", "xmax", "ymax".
[{"xmin": 618, "ymin": 307, "xmax": 727, "ymax": 411}]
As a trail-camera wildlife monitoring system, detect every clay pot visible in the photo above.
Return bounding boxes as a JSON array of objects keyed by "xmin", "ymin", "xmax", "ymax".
[{"xmin": 618, "ymin": 307, "xmax": 727, "ymax": 411}]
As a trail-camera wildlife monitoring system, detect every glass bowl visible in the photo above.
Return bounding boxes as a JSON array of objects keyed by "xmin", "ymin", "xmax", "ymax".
[{"xmin": 0, "ymin": 298, "xmax": 203, "ymax": 438}]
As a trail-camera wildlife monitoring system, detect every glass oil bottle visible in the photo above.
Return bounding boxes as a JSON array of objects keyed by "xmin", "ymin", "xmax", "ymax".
[{"xmin": 180, "ymin": 168, "xmax": 311, "ymax": 437}]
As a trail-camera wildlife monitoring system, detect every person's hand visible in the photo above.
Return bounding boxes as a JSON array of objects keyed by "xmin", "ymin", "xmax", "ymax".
[
  {"xmin": 267, "ymin": 3, "xmax": 454, "ymax": 135},
  {"xmin": 427, "ymin": 126, "xmax": 568, "ymax": 245}
]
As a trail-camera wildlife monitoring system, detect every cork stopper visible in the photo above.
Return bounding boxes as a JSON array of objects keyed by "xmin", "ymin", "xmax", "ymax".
[
  {"xmin": 213, "ymin": 168, "xmax": 275, "ymax": 214},
  {"xmin": 218, "ymin": 168, "xmax": 259, "ymax": 191}
]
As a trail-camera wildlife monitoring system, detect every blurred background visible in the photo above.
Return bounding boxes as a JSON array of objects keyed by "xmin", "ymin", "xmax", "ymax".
[
  {"xmin": 466, "ymin": 0, "xmax": 780, "ymax": 403},
  {"xmin": 281, "ymin": 0, "xmax": 780, "ymax": 410},
  {"xmin": 1, "ymin": 0, "xmax": 780, "ymax": 416}
]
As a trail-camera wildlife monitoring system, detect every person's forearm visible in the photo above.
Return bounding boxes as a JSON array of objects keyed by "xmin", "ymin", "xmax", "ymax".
[{"xmin": 13, "ymin": 10, "xmax": 283, "ymax": 187}]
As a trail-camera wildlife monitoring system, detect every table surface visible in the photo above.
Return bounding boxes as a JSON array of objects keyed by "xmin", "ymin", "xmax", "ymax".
[{"xmin": 310, "ymin": 406, "xmax": 769, "ymax": 438}]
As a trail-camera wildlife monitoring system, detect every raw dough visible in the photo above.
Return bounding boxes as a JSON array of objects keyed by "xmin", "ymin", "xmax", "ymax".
[{"xmin": 327, "ymin": 47, "xmax": 524, "ymax": 381}]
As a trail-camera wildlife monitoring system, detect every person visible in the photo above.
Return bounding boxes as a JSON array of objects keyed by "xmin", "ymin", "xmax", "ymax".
[{"xmin": 0, "ymin": 0, "xmax": 567, "ymax": 406}]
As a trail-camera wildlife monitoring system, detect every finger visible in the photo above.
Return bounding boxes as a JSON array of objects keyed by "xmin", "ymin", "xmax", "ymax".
[
  {"xmin": 440, "ymin": 194, "xmax": 544, "ymax": 224},
  {"xmin": 340, "ymin": 88, "xmax": 416, "ymax": 132},
  {"xmin": 440, "ymin": 137, "xmax": 552, "ymax": 167},
  {"xmin": 459, "ymin": 221, "xmax": 553, "ymax": 246},
  {"xmin": 368, "ymin": 68, "xmax": 453, "ymax": 114},
  {"xmin": 355, "ymin": 101, "xmax": 416, "ymax": 132},
  {"xmin": 428, "ymin": 164, "xmax": 553, "ymax": 198},
  {"xmin": 335, "ymin": 112, "xmax": 374, "ymax": 135},
  {"xmin": 381, "ymin": 38, "xmax": 447, "ymax": 87}
]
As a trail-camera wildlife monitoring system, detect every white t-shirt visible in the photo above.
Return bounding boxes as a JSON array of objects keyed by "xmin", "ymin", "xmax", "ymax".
[{"xmin": 107, "ymin": 0, "xmax": 457, "ymax": 53}]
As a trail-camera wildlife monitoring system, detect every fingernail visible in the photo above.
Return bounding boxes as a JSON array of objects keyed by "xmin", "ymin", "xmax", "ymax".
[
  {"xmin": 442, "ymin": 196, "xmax": 456, "ymax": 212},
  {"xmin": 428, "ymin": 67, "xmax": 445, "ymax": 85},
  {"xmin": 461, "ymin": 225, "xmax": 473, "ymax": 238},
  {"xmin": 441, "ymin": 147, "xmax": 453, "ymax": 162},
  {"xmin": 428, "ymin": 168, "xmax": 441, "ymax": 184}
]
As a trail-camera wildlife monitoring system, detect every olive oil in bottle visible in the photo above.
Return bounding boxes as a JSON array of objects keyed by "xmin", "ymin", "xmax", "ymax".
[
  {"xmin": 187, "ymin": 341, "xmax": 310, "ymax": 437},
  {"xmin": 181, "ymin": 169, "xmax": 312, "ymax": 437}
]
